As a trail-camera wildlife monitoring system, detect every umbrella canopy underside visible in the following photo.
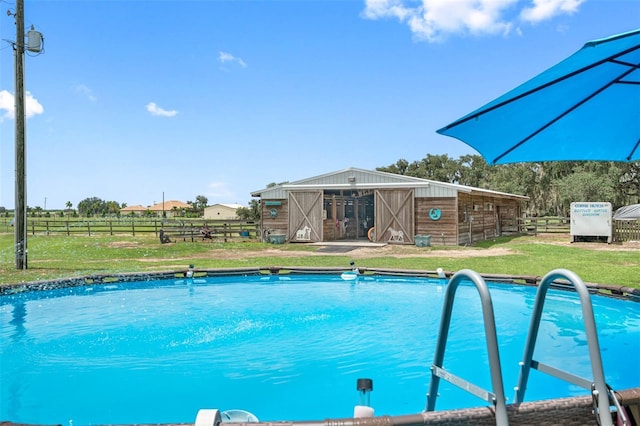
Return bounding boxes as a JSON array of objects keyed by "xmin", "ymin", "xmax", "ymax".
[{"xmin": 437, "ymin": 29, "xmax": 640, "ymax": 164}]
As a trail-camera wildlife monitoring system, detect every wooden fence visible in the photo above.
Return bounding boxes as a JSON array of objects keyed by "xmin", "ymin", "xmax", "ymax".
[
  {"xmin": 520, "ymin": 217, "xmax": 571, "ymax": 234},
  {"xmin": 1, "ymin": 216, "xmax": 638, "ymax": 242},
  {"xmin": 518, "ymin": 217, "xmax": 640, "ymax": 242},
  {"xmin": 0, "ymin": 218, "xmax": 260, "ymax": 240},
  {"xmin": 613, "ymin": 219, "xmax": 640, "ymax": 242}
]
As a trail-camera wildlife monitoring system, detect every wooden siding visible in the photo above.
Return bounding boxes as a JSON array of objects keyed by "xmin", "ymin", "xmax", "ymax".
[
  {"xmin": 458, "ymin": 193, "xmax": 522, "ymax": 245},
  {"xmin": 415, "ymin": 197, "xmax": 459, "ymax": 246},
  {"xmin": 261, "ymin": 199, "xmax": 289, "ymax": 238}
]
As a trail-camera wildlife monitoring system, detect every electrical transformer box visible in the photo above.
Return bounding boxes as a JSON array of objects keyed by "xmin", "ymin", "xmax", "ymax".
[{"xmin": 570, "ymin": 202, "xmax": 612, "ymax": 243}]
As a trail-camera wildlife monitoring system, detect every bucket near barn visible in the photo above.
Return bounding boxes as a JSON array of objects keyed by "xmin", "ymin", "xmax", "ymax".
[
  {"xmin": 414, "ymin": 235, "xmax": 431, "ymax": 247},
  {"xmin": 239, "ymin": 230, "xmax": 250, "ymax": 237},
  {"xmin": 269, "ymin": 234, "xmax": 286, "ymax": 244}
]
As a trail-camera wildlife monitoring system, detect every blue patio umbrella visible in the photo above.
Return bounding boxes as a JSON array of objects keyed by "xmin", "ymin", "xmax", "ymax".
[{"xmin": 436, "ymin": 28, "xmax": 640, "ymax": 164}]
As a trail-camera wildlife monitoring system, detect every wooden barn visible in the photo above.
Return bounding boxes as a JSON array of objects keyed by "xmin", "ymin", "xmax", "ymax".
[{"xmin": 250, "ymin": 167, "xmax": 528, "ymax": 246}]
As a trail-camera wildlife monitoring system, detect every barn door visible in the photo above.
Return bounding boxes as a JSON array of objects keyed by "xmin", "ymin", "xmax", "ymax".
[
  {"xmin": 374, "ymin": 189, "xmax": 414, "ymax": 244},
  {"xmin": 288, "ymin": 190, "xmax": 323, "ymax": 242}
]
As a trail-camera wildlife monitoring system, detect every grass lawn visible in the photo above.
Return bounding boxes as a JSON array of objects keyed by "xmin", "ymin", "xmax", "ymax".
[{"xmin": 0, "ymin": 232, "xmax": 639, "ymax": 288}]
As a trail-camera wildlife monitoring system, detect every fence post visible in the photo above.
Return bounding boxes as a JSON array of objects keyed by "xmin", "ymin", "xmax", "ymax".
[
  {"xmin": 109, "ymin": 220, "xmax": 113, "ymax": 236},
  {"xmin": 66, "ymin": 220, "xmax": 70, "ymax": 236},
  {"xmin": 132, "ymin": 219, "xmax": 135, "ymax": 236},
  {"xmin": 87, "ymin": 221, "xmax": 91, "ymax": 236}
]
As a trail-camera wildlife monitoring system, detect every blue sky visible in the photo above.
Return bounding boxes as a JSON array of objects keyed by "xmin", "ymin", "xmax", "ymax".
[{"xmin": 1, "ymin": 0, "xmax": 638, "ymax": 210}]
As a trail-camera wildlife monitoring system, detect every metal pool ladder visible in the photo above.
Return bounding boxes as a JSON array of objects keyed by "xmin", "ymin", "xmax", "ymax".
[
  {"xmin": 513, "ymin": 268, "xmax": 616, "ymax": 426},
  {"xmin": 425, "ymin": 269, "xmax": 509, "ymax": 426}
]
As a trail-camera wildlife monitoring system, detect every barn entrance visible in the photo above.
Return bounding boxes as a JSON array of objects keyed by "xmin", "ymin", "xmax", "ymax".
[{"xmin": 322, "ymin": 190, "xmax": 374, "ymax": 241}]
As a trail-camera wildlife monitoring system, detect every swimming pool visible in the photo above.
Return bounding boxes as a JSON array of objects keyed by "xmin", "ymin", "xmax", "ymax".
[{"xmin": 1, "ymin": 271, "xmax": 639, "ymax": 425}]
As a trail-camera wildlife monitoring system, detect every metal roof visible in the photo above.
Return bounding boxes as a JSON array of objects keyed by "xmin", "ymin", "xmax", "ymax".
[{"xmin": 251, "ymin": 167, "xmax": 528, "ymax": 200}]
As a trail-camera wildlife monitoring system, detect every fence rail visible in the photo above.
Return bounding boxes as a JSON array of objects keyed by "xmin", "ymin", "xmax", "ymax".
[
  {"xmin": 613, "ymin": 220, "xmax": 640, "ymax": 242},
  {"xmin": 0, "ymin": 218, "xmax": 260, "ymax": 240},
  {"xmin": 518, "ymin": 217, "xmax": 640, "ymax": 242},
  {"xmin": 1, "ymin": 217, "xmax": 638, "ymax": 242},
  {"xmin": 520, "ymin": 217, "xmax": 570, "ymax": 234}
]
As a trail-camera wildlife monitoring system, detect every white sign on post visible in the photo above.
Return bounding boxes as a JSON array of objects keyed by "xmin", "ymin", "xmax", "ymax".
[{"xmin": 570, "ymin": 202, "xmax": 612, "ymax": 243}]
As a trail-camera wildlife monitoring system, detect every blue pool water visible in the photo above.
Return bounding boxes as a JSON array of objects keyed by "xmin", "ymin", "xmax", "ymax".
[{"xmin": 1, "ymin": 274, "xmax": 639, "ymax": 425}]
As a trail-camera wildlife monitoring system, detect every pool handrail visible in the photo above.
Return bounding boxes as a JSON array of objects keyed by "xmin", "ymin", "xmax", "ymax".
[
  {"xmin": 513, "ymin": 268, "xmax": 614, "ymax": 426},
  {"xmin": 425, "ymin": 269, "xmax": 509, "ymax": 426}
]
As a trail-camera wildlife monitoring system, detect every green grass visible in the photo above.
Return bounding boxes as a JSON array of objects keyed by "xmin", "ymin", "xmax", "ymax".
[{"xmin": 1, "ymin": 233, "xmax": 638, "ymax": 288}]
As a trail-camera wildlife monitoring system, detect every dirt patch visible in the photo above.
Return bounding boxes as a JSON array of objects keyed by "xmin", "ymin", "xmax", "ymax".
[
  {"xmin": 137, "ymin": 245, "xmax": 516, "ymax": 262},
  {"xmin": 106, "ymin": 241, "xmax": 141, "ymax": 248}
]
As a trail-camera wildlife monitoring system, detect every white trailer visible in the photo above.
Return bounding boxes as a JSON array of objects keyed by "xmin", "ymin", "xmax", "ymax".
[{"xmin": 570, "ymin": 202, "xmax": 612, "ymax": 243}]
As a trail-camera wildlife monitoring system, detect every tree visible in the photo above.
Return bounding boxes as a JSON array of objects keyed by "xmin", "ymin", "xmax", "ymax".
[
  {"xmin": 77, "ymin": 197, "xmax": 122, "ymax": 217},
  {"xmin": 77, "ymin": 197, "xmax": 105, "ymax": 217},
  {"xmin": 237, "ymin": 199, "xmax": 261, "ymax": 221},
  {"xmin": 379, "ymin": 154, "xmax": 462, "ymax": 183},
  {"xmin": 554, "ymin": 169, "xmax": 617, "ymax": 216},
  {"xmin": 194, "ymin": 195, "xmax": 208, "ymax": 211},
  {"xmin": 376, "ymin": 159, "xmax": 410, "ymax": 176},
  {"xmin": 613, "ymin": 162, "xmax": 640, "ymax": 206},
  {"xmin": 186, "ymin": 195, "xmax": 208, "ymax": 217},
  {"xmin": 105, "ymin": 201, "xmax": 121, "ymax": 215},
  {"xmin": 64, "ymin": 201, "xmax": 73, "ymax": 217},
  {"xmin": 457, "ymin": 154, "xmax": 491, "ymax": 187}
]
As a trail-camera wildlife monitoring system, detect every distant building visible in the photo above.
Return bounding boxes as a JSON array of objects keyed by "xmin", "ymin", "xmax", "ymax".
[
  {"xmin": 120, "ymin": 205, "xmax": 147, "ymax": 216},
  {"xmin": 121, "ymin": 200, "xmax": 190, "ymax": 217},
  {"xmin": 204, "ymin": 203, "xmax": 244, "ymax": 220},
  {"xmin": 149, "ymin": 200, "xmax": 190, "ymax": 217}
]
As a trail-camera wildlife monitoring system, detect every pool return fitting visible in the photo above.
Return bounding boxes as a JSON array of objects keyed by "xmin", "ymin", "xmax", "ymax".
[{"xmin": 354, "ymin": 378, "xmax": 374, "ymax": 418}]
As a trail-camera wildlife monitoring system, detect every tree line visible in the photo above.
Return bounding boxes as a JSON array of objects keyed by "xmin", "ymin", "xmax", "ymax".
[{"xmin": 377, "ymin": 154, "xmax": 640, "ymax": 216}]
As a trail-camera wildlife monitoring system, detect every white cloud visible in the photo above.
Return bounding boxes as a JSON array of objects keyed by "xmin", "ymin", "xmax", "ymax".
[
  {"xmin": 520, "ymin": 0, "xmax": 584, "ymax": 24},
  {"xmin": 146, "ymin": 102, "xmax": 178, "ymax": 117},
  {"xmin": 0, "ymin": 90, "xmax": 12, "ymax": 120},
  {"xmin": 218, "ymin": 51, "xmax": 247, "ymax": 68},
  {"xmin": 0, "ymin": 89, "xmax": 44, "ymax": 121},
  {"xmin": 206, "ymin": 181, "xmax": 235, "ymax": 199},
  {"xmin": 363, "ymin": 0, "xmax": 585, "ymax": 42},
  {"xmin": 74, "ymin": 84, "xmax": 97, "ymax": 102}
]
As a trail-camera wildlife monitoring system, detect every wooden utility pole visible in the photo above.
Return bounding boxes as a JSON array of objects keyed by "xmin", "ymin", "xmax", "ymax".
[{"xmin": 14, "ymin": 0, "xmax": 27, "ymax": 269}]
